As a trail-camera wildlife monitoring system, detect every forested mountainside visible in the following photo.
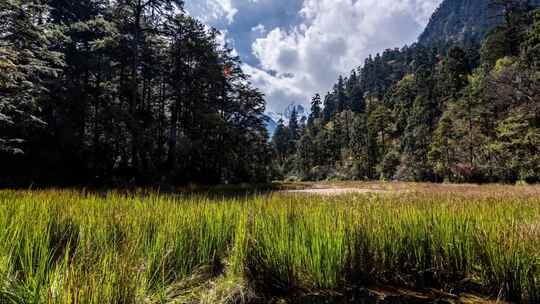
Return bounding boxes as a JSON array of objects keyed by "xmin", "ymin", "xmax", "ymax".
[
  {"xmin": 273, "ymin": 0, "xmax": 540, "ymax": 183},
  {"xmin": 419, "ymin": 0, "xmax": 540, "ymax": 46},
  {"xmin": 419, "ymin": 0, "xmax": 498, "ymax": 45},
  {"xmin": 0, "ymin": 0, "xmax": 271, "ymax": 186}
]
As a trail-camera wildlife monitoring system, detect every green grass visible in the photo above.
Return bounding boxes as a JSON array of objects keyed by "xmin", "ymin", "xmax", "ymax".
[{"xmin": 0, "ymin": 188, "xmax": 539, "ymax": 303}]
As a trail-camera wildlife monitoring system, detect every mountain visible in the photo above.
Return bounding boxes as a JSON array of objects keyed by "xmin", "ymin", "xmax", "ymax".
[
  {"xmin": 265, "ymin": 103, "xmax": 307, "ymax": 138},
  {"xmin": 266, "ymin": 112, "xmax": 283, "ymax": 124},
  {"xmin": 263, "ymin": 115, "xmax": 278, "ymax": 138},
  {"xmin": 419, "ymin": 0, "xmax": 540, "ymax": 46},
  {"xmin": 284, "ymin": 103, "xmax": 306, "ymax": 120}
]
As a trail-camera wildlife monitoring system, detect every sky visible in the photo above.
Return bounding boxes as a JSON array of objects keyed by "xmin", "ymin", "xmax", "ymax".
[{"xmin": 185, "ymin": 0, "xmax": 443, "ymax": 114}]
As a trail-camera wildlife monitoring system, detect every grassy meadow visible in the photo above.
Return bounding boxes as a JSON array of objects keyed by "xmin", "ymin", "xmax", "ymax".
[{"xmin": 0, "ymin": 184, "xmax": 539, "ymax": 303}]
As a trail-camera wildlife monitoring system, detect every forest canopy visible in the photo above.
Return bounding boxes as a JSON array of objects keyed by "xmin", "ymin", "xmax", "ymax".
[
  {"xmin": 1, "ymin": 0, "xmax": 539, "ymax": 186},
  {"xmin": 0, "ymin": 0, "xmax": 271, "ymax": 186},
  {"xmin": 272, "ymin": 1, "xmax": 540, "ymax": 183}
]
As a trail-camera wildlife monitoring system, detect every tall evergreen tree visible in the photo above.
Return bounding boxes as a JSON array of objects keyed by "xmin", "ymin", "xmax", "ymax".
[
  {"xmin": 0, "ymin": 0, "xmax": 63, "ymax": 154},
  {"xmin": 336, "ymin": 76, "xmax": 347, "ymax": 112},
  {"xmin": 322, "ymin": 92, "xmax": 335, "ymax": 122},
  {"xmin": 1, "ymin": 0, "xmax": 271, "ymax": 185},
  {"xmin": 429, "ymin": 112, "xmax": 457, "ymax": 181},
  {"xmin": 348, "ymin": 70, "xmax": 365, "ymax": 113},
  {"xmin": 272, "ymin": 119, "xmax": 290, "ymax": 162},
  {"xmin": 308, "ymin": 93, "xmax": 322, "ymax": 127},
  {"xmin": 443, "ymin": 46, "xmax": 471, "ymax": 98}
]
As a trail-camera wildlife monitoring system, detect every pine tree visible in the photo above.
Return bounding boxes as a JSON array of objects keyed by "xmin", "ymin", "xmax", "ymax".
[
  {"xmin": 490, "ymin": 0, "xmax": 532, "ymax": 55},
  {"xmin": 524, "ymin": 9, "xmax": 540, "ymax": 65},
  {"xmin": 289, "ymin": 107, "xmax": 299, "ymax": 139},
  {"xmin": 399, "ymin": 95, "xmax": 435, "ymax": 180},
  {"xmin": 336, "ymin": 75, "xmax": 347, "ymax": 112},
  {"xmin": 1, "ymin": 0, "xmax": 272, "ymax": 185},
  {"xmin": 288, "ymin": 107, "xmax": 299, "ymax": 154},
  {"xmin": 348, "ymin": 70, "xmax": 365, "ymax": 113},
  {"xmin": 443, "ymin": 46, "xmax": 471, "ymax": 98},
  {"xmin": 429, "ymin": 111, "xmax": 457, "ymax": 181},
  {"xmin": 368, "ymin": 104, "xmax": 391, "ymax": 152},
  {"xmin": 296, "ymin": 131, "xmax": 314, "ymax": 178},
  {"xmin": 308, "ymin": 93, "xmax": 322, "ymax": 127},
  {"xmin": 322, "ymin": 92, "xmax": 335, "ymax": 122},
  {"xmin": 272, "ymin": 119, "xmax": 290, "ymax": 162},
  {"xmin": 0, "ymin": 0, "xmax": 63, "ymax": 154},
  {"xmin": 45, "ymin": 0, "xmax": 117, "ymax": 180},
  {"xmin": 492, "ymin": 113, "xmax": 540, "ymax": 182}
]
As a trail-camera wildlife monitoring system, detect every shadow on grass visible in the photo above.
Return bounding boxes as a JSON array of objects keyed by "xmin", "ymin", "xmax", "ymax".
[{"xmin": 0, "ymin": 182, "xmax": 292, "ymax": 200}]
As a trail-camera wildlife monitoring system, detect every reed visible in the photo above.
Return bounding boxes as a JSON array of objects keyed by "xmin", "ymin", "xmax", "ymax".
[{"xmin": 0, "ymin": 188, "xmax": 538, "ymax": 303}]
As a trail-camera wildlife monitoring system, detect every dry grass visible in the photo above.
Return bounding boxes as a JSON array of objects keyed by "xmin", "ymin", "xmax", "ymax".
[{"xmin": 0, "ymin": 184, "xmax": 538, "ymax": 303}]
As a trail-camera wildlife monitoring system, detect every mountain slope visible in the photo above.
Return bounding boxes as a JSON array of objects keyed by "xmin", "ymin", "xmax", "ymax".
[
  {"xmin": 419, "ymin": 0, "xmax": 540, "ymax": 46},
  {"xmin": 263, "ymin": 115, "xmax": 278, "ymax": 137}
]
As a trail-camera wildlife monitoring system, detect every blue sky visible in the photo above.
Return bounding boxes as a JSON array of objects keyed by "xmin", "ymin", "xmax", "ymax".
[{"xmin": 185, "ymin": 0, "xmax": 443, "ymax": 113}]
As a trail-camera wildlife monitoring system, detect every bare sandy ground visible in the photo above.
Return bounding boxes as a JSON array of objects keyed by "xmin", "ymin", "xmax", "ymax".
[
  {"xmin": 280, "ymin": 181, "xmax": 540, "ymax": 197},
  {"xmin": 283, "ymin": 187, "xmax": 395, "ymax": 196}
]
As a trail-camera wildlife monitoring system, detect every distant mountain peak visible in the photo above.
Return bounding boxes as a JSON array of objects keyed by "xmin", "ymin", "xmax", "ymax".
[
  {"xmin": 262, "ymin": 114, "xmax": 278, "ymax": 138},
  {"xmin": 264, "ymin": 103, "xmax": 308, "ymax": 138},
  {"xmin": 267, "ymin": 103, "xmax": 307, "ymax": 123},
  {"xmin": 284, "ymin": 103, "xmax": 306, "ymax": 120}
]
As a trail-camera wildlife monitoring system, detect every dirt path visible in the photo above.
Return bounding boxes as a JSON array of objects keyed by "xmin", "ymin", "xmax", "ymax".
[
  {"xmin": 279, "ymin": 181, "xmax": 540, "ymax": 198},
  {"xmin": 283, "ymin": 187, "xmax": 392, "ymax": 196}
]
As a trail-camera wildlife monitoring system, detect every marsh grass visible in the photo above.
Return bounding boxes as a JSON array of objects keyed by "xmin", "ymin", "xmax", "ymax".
[{"xmin": 0, "ymin": 187, "xmax": 538, "ymax": 303}]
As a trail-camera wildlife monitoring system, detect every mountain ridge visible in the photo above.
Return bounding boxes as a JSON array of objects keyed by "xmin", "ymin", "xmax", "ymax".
[{"xmin": 419, "ymin": 0, "xmax": 540, "ymax": 46}]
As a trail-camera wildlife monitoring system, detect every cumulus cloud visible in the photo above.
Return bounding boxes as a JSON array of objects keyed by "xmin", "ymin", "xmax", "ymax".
[
  {"xmin": 187, "ymin": 0, "xmax": 304, "ymax": 66},
  {"xmin": 186, "ymin": 0, "xmax": 443, "ymax": 113},
  {"xmin": 251, "ymin": 24, "xmax": 266, "ymax": 35},
  {"xmin": 243, "ymin": 64, "xmax": 306, "ymax": 110},
  {"xmin": 185, "ymin": 0, "xmax": 238, "ymax": 25},
  {"xmin": 248, "ymin": 0, "xmax": 442, "ymax": 112}
]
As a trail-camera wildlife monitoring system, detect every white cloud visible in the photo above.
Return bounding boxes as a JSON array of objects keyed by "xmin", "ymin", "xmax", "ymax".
[
  {"xmin": 249, "ymin": 0, "xmax": 442, "ymax": 113},
  {"xmin": 243, "ymin": 64, "xmax": 306, "ymax": 108},
  {"xmin": 185, "ymin": 0, "xmax": 238, "ymax": 24},
  {"xmin": 251, "ymin": 24, "xmax": 267, "ymax": 35},
  {"xmin": 214, "ymin": 29, "xmax": 240, "ymax": 57}
]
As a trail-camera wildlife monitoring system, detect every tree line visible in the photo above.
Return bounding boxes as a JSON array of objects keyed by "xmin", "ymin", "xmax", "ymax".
[
  {"xmin": 0, "ymin": 0, "xmax": 271, "ymax": 186},
  {"xmin": 273, "ymin": 1, "xmax": 540, "ymax": 183}
]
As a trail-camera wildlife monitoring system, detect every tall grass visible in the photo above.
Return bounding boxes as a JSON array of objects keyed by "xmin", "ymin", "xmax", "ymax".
[{"xmin": 0, "ymin": 188, "xmax": 538, "ymax": 303}]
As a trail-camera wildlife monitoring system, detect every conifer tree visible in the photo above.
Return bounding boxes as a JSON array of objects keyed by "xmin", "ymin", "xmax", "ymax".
[
  {"xmin": 308, "ymin": 94, "xmax": 322, "ymax": 127},
  {"xmin": 0, "ymin": 0, "xmax": 63, "ymax": 154}
]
